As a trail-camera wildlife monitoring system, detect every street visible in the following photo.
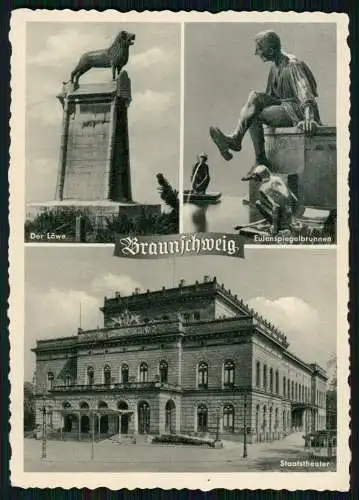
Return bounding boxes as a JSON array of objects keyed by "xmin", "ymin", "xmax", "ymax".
[{"xmin": 24, "ymin": 432, "xmax": 336, "ymax": 472}]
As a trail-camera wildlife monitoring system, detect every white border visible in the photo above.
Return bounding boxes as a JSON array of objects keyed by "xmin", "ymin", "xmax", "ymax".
[{"xmin": 9, "ymin": 10, "xmax": 350, "ymax": 491}]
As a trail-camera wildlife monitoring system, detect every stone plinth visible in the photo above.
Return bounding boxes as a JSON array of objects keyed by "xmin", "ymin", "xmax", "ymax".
[
  {"xmin": 56, "ymin": 72, "xmax": 133, "ymax": 203},
  {"xmin": 264, "ymin": 126, "xmax": 336, "ymax": 210}
]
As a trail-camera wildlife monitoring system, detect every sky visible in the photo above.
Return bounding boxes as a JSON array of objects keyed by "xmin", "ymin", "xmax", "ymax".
[
  {"xmin": 25, "ymin": 246, "xmax": 336, "ymax": 381},
  {"xmin": 25, "ymin": 22, "xmax": 180, "ymax": 205},
  {"xmin": 183, "ymin": 22, "xmax": 337, "ymax": 198}
]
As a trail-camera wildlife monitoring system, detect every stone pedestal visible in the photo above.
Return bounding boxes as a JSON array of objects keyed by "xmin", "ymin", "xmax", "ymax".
[
  {"xmin": 264, "ymin": 126, "xmax": 336, "ymax": 210},
  {"xmin": 26, "ymin": 72, "xmax": 161, "ymax": 235}
]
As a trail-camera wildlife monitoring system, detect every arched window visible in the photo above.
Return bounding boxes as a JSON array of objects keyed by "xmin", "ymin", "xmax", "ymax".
[
  {"xmin": 197, "ymin": 404, "xmax": 208, "ymax": 433},
  {"xmin": 138, "ymin": 401, "xmax": 150, "ymax": 434},
  {"xmin": 256, "ymin": 361, "xmax": 261, "ymax": 387},
  {"xmin": 87, "ymin": 366, "xmax": 94, "ymax": 386},
  {"xmin": 295, "ymin": 382, "xmax": 298, "ymax": 400},
  {"xmin": 121, "ymin": 364, "xmax": 129, "ymax": 384},
  {"xmin": 269, "ymin": 407, "xmax": 273, "ymax": 431},
  {"xmin": 255, "ymin": 405, "xmax": 260, "ymax": 435},
  {"xmin": 223, "ymin": 404, "xmax": 234, "ymax": 432},
  {"xmin": 283, "ymin": 376, "xmax": 286, "ymax": 397},
  {"xmin": 291, "ymin": 381, "xmax": 294, "ymax": 400},
  {"xmin": 197, "ymin": 361, "xmax": 208, "ymax": 388},
  {"xmin": 283, "ymin": 409, "xmax": 286, "ymax": 430},
  {"xmin": 287, "ymin": 379, "xmax": 290, "ymax": 398},
  {"xmin": 223, "ymin": 360, "xmax": 235, "ymax": 388},
  {"xmin": 62, "ymin": 401, "xmax": 71, "ymax": 408},
  {"xmin": 269, "ymin": 368, "xmax": 274, "ymax": 392},
  {"xmin": 159, "ymin": 360, "xmax": 168, "ymax": 384},
  {"xmin": 263, "ymin": 365, "xmax": 268, "ymax": 391},
  {"xmin": 80, "ymin": 401, "xmax": 89, "ymax": 409},
  {"xmin": 103, "ymin": 365, "xmax": 111, "ymax": 386},
  {"xmin": 139, "ymin": 362, "xmax": 148, "ymax": 383},
  {"xmin": 275, "ymin": 370, "xmax": 279, "ymax": 394},
  {"xmin": 275, "ymin": 408, "xmax": 279, "ymax": 429},
  {"xmin": 47, "ymin": 372, "xmax": 54, "ymax": 391}
]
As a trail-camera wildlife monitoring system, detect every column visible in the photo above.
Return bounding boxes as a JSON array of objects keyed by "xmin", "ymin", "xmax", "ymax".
[
  {"xmin": 55, "ymin": 96, "xmax": 71, "ymax": 200},
  {"xmin": 133, "ymin": 407, "xmax": 138, "ymax": 434},
  {"xmin": 103, "ymin": 96, "xmax": 117, "ymax": 200},
  {"xmin": 77, "ymin": 412, "xmax": 81, "ymax": 441}
]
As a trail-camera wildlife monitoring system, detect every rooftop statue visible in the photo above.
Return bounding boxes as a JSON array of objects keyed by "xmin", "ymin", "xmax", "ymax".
[{"xmin": 66, "ymin": 30, "xmax": 136, "ymax": 89}]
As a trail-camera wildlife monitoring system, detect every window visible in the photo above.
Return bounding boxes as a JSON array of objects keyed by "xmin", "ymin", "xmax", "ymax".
[
  {"xmin": 47, "ymin": 372, "xmax": 54, "ymax": 391},
  {"xmin": 183, "ymin": 313, "xmax": 190, "ymax": 322},
  {"xmin": 121, "ymin": 364, "xmax": 129, "ymax": 384},
  {"xmin": 87, "ymin": 366, "xmax": 94, "ymax": 386},
  {"xmin": 295, "ymin": 382, "xmax": 298, "ymax": 401},
  {"xmin": 283, "ymin": 377, "xmax": 286, "ymax": 397},
  {"xmin": 197, "ymin": 361, "xmax": 208, "ymax": 388},
  {"xmin": 275, "ymin": 370, "xmax": 279, "ymax": 394},
  {"xmin": 269, "ymin": 407, "xmax": 273, "ymax": 431},
  {"xmin": 263, "ymin": 365, "xmax": 268, "ymax": 391},
  {"xmin": 193, "ymin": 311, "xmax": 200, "ymax": 321},
  {"xmin": 197, "ymin": 404, "xmax": 208, "ymax": 433},
  {"xmin": 269, "ymin": 368, "xmax": 274, "ymax": 392},
  {"xmin": 104, "ymin": 365, "xmax": 111, "ymax": 386},
  {"xmin": 275, "ymin": 408, "xmax": 279, "ymax": 429},
  {"xmin": 287, "ymin": 379, "xmax": 290, "ymax": 398},
  {"xmin": 223, "ymin": 404, "xmax": 234, "ymax": 432},
  {"xmin": 159, "ymin": 360, "xmax": 168, "ymax": 384},
  {"xmin": 139, "ymin": 362, "xmax": 148, "ymax": 382},
  {"xmin": 291, "ymin": 381, "xmax": 294, "ymax": 400},
  {"xmin": 283, "ymin": 410, "xmax": 286, "ymax": 430},
  {"xmin": 223, "ymin": 360, "xmax": 235, "ymax": 388},
  {"xmin": 256, "ymin": 361, "xmax": 261, "ymax": 387},
  {"xmin": 262, "ymin": 406, "xmax": 267, "ymax": 430}
]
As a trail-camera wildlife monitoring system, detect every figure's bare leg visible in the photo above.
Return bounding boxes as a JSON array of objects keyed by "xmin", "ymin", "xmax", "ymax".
[
  {"xmin": 250, "ymin": 105, "xmax": 293, "ymax": 167},
  {"xmin": 210, "ymin": 92, "xmax": 281, "ymax": 161}
]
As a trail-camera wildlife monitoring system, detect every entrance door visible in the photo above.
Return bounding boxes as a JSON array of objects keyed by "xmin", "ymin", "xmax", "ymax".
[
  {"xmin": 197, "ymin": 404, "xmax": 208, "ymax": 433},
  {"xmin": 80, "ymin": 415, "xmax": 90, "ymax": 433},
  {"xmin": 138, "ymin": 401, "xmax": 150, "ymax": 434},
  {"xmin": 121, "ymin": 414, "xmax": 129, "ymax": 434},
  {"xmin": 165, "ymin": 400, "xmax": 176, "ymax": 433},
  {"xmin": 64, "ymin": 415, "xmax": 72, "ymax": 432},
  {"xmin": 118, "ymin": 401, "xmax": 129, "ymax": 435}
]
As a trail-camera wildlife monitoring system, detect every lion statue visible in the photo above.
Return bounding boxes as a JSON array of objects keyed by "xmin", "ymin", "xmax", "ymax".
[{"xmin": 67, "ymin": 30, "xmax": 136, "ymax": 89}]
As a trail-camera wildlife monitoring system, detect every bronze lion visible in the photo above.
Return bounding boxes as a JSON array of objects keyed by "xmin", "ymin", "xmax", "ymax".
[{"xmin": 67, "ymin": 30, "xmax": 136, "ymax": 88}]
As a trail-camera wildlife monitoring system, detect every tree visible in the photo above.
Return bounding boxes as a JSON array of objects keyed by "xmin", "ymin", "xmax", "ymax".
[
  {"xmin": 24, "ymin": 381, "xmax": 35, "ymax": 431},
  {"xmin": 326, "ymin": 354, "xmax": 337, "ymax": 430}
]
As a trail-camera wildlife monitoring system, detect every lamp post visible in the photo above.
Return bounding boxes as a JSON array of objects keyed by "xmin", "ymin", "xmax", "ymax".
[
  {"xmin": 215, "ymin": 408, "xmax": 220, "ymax": 442},
  {"xmin": 41, "ymin": 393, "xmax": 47, "ymax": 459},
  {"xmin": 243, "ymin": 393, "xmax": 248, "ymax": 459}
]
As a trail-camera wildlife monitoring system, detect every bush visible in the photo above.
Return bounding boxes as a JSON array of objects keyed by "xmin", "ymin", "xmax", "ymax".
[{"xmin": 152, "ymin": 434, "xmax": 214, "ymax": 447}]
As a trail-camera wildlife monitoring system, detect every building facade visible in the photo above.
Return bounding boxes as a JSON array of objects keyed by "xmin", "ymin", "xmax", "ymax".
[{"xmin": 32, "ymin": 276, "xmax": 327, "ymax": 443}]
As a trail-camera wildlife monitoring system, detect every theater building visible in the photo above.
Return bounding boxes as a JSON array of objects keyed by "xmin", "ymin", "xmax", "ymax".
[{"xmin": 32, "ymin": 276, "xmax": 327, "ymax": 443}]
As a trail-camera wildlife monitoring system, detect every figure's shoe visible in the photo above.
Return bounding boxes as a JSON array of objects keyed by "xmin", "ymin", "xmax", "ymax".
[{"xmin": 209, "ymin": 126, "xmax": 241, "ymax": 161}]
